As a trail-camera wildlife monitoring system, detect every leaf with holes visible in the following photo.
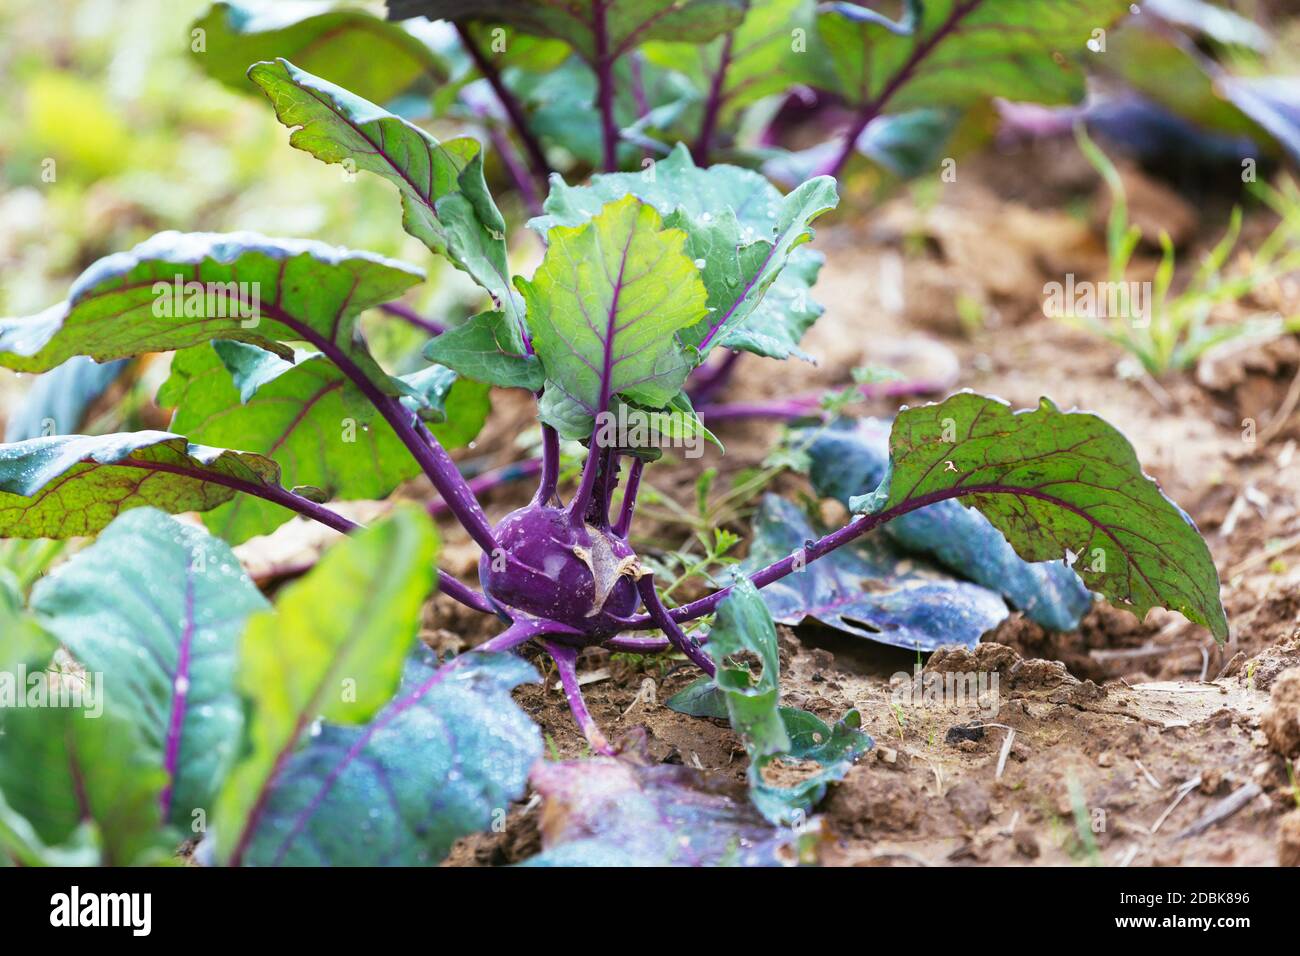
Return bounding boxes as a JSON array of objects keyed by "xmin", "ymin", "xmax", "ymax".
[
  {"xmin": 523, "ymin": 758, "xmax": 820, "ymax": 866},
  {"xmin": 214, "ymin": 506, "xmax": 437, "ymax": 865},
  {"xmin": 698, "ymin": 577, "xmax": 872, "ymax": 825},
  {"xmin": 0, "ymin": 231, "xmax": 421, "ymax": 393},
  {"xmin": 30, "ymin": 508, "xmax": 268, "ymax": 828},
  {"xmin": 520, "ymin": 195, "xmax": 708, "ymax": 439},
  {"xmin": 853, "ymin": 393, "xmax": 1228, "ymax": 641}
]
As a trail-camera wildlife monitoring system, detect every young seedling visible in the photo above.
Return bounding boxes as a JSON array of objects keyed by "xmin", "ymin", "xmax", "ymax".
[{"xmin": 1052, "ymin": 125, "xmax": 1300, "ymax": 378}]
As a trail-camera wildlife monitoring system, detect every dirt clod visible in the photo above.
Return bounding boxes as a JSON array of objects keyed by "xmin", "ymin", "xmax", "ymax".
[
  {"xmin": 1279, "ymin": 811, "xmax": 1300, "ymax": 867},
  {"xmin": 1261, "ymin": 669, "xmax": 1300, "ymax": 758},
  {"xmin": 945, "ymin": 781, "xmax": 993, "ymax": 828},
  {"xmin": 826, "ymin": 767, "xmax": 922, "ymax": 835},
  {"xmin": 1013, "ymin": 825, "xmax": 1041, "ymax": 859}
]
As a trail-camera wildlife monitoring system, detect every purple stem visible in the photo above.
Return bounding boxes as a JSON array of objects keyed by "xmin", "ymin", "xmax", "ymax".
[
  {"xmin": 159, "ymin": 570, "xmax": 196, "ymax": 818},
  {"xmin": 585, "ymin": 447, "xmax": 619, "ymax": 528},
  {"xmin": 818, "ymin": 0, "xmax": 984, "ymax": 178},
  {"xmin": 246, "ymin": 616, "xmax": 550, "ymax": 867},
  {"xmin": 696, "ymin": 398, "xmax": 820, "ymax": 424},
  {"xmin": 429, "ymin": 456, "xmax": 542, "ymax": 519},
  {"xmin": 631, "ymin": 480, "xmax": 1044, "ymax": 629},
  {"xmin": 686, "ymin": 349, "xmax": 741, "ymax": 406},
  {"xmin": 543, "ymin": 639, "xmax": 615, "ymax": 755},
  {"xmin": 593, "ymin": 1, "xmax": 619, "ymax": 171},
  {"xmin": 378, "ymin": 302, "xmax": 446, "ymax": 337},
  {"xmin": 115, "ymin": 458, "xmax": 492, "ymax": 615},
  {"xmin": 636, "ymin": 577, "xmax": 716, "ymax": 676},
  {"xmin": 246, "ymin": 298, "xmax": 498, "ymax": 554},
  {"xmin": 485, "ymin": 121, "xmax": 543, "ymax": 217},
  {"xmin": 692, "ymin": 31, "xmax": 733, "ymax": 165},
  {"xmin": 568, "ymin": 441, "xmax": 604, "ymax": 525},
  {"xmin": 612, "ymin": 457, "xmax": 643, "ymax": 537},
  {"xmin": 454, "ymin": 22, "xmax": 552, "ymax": 187},
  {"xmin": 535, "ymin": 425, "xmax": 560, "ymax": 506},
  {"xmin": 605, "ymin": 634, "xmax": 671, "ymax": 654}
]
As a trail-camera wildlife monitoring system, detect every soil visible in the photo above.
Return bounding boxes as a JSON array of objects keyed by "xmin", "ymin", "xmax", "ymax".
[{"xmin": 374, "ymin": 137, "xmax": 1300, "ymax": 866}]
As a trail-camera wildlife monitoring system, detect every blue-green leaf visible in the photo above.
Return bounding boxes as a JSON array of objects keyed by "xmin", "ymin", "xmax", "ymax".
[
  {"xmin": 740, "ymin": 494, "xmax": 1009, "ymax": 650},
  {"xmin": 237, "ymin": 649, "xmax": 539, "ymax": 866},
  {"xmin": 30, "ymin": 508, "xmax": 269, "ymax": 828}
]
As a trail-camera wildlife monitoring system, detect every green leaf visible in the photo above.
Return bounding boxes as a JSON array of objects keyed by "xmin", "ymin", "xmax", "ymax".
[
  {"xmin": 396, "ymin": 363, "xmax": 491, "ymax": 444},
  {"xmin": 0, "ymin": 628, "xmax": 174, "ymax": 866},
  {"xmin": 814, "ymin": 0, "xmax": 1131, "ymax": 111},
  {"xmin": 0, "ymin": 789, "xmax": 101, "ymax": 867},
  {"xmin": 799, "ymin": 417, "xmax": 1092, "ymax": 631},
  {"xmin": 30, "ymin": 509, "xmax": 269, "ymax": 829},
  {"xmin": 387, "ymin": 1, "xmax": 745, "ymax": 63},
  {"xmin": 0, "ymin": 231, "xmax": 422, "ymax": 393},
  {"xmin": 214, "ymin": 506, "xmax": 438, "ymax": 865},
  {"xmin": 520, "ymin": 195, "xmax": 708, "ymax": 437},
  {"xmin": 192, "ymin": 1, "xmax": 448, "ymax": 104},
  {"xmin": 854, "ymin": 393, "xmax": 1228, "ymax": 641},
  {"xmin": 516, "ymin": 55, "xmax": 700, "ymax": 169},
  {"xmin": 702, "ymin": 577, "xmax": 872, "ymax": 825},
  {"xmin": 855, "ymin": 107, "xmax": 962, "ymax": 178},
  {"xmin": 645, "ymin": 0, "xmax": 823, "ymax": 124},
  {"xmin": 422, "ymin": 310, "xmax": 545, "ymax": 391},
  {"xmin": 235, "ymin": 649, "xmax": 540, "ymax": 866},
  {"xmin": 0, "ymin": 431, "xmax": 284, "ymax": 539},
  {"xmin": 532, "ymin": 145, "xmax": 836, "ymax": 362},
  {"xmin": 248, "ymin": 59, "xmax": 526, "ymax": 349},
  {"xmin": 720, "ymin": 247, "xmax": 824, "ymax": 362},
  {"xmin": 160, "ymin": 342, "xmax": 486, "ymax": 543}
]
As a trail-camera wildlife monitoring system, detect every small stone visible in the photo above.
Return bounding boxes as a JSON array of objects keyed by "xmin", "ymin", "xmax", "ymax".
[
  {"xmin": 945, "ymin": 781, "xmax": 993, "ymax": 827},
  {"xmin": 1097, "ymin": 750, "xmax": 1114, "ymax": 768}
]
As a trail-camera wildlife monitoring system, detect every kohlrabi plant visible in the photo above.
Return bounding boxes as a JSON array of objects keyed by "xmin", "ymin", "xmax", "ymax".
[{"xmin": 0, "ymin": 32, "xmax": 1228, "ymax": 864}]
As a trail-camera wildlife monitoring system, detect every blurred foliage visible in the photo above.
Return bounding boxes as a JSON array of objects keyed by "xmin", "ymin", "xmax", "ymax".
[{"xmin": 0, "ymin": 0, "xmax": 509, "ymax": 424}]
